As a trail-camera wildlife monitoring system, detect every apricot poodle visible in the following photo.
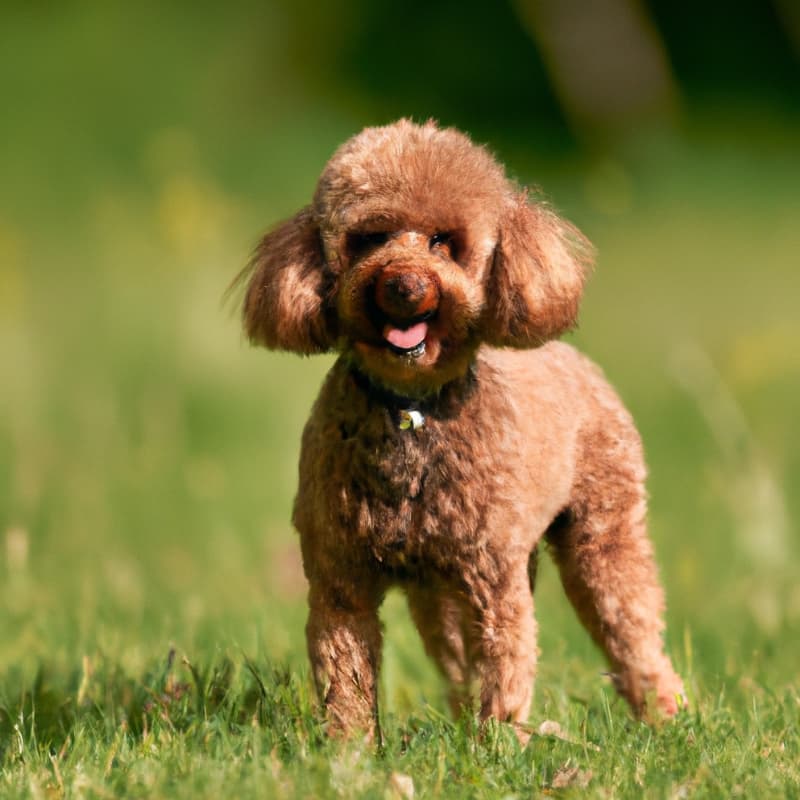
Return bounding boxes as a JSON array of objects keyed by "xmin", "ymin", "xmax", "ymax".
[{"xmin": 239, "ymin": 119, "xmax": 684, "ymax": 737}]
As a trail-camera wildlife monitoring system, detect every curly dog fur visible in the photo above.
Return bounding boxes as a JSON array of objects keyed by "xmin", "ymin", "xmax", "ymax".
[{"xmin": 239, "ymin": 119, "xmax": 684, "ymax": 736}]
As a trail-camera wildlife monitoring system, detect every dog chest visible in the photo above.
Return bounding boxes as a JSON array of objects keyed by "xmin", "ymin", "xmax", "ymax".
[{"xmin": 299, "ymin": 399, "xmax": 504, "ymax": 576}]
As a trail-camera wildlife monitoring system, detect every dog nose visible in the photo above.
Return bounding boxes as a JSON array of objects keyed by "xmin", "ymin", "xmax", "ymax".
[{"xmin": 375, "ymin": 268, "xmax": 439, "ymax": 319}]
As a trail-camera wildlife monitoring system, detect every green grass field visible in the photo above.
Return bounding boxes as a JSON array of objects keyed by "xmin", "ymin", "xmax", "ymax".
[{"xmin": 2, "ymin": 7, "xmax": 799, "ymax": 797}]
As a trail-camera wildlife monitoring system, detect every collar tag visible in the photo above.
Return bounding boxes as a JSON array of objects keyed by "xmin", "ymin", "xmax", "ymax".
[{"xmin": 398, "ymin": 409, "xmax": 425, "ymax": 431}]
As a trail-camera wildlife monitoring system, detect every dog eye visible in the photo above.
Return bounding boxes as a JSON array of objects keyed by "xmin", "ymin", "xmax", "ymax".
[
  {"xmin": 429, "ymin": 232, "xmax": 458, "ymax": 261},
  {"xmin": 346, "ymin": 231, "xmax": 389, "ymax": 257}
]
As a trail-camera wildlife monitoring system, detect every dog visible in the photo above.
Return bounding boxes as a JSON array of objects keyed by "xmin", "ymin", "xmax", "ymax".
[{"xmin": 238, "ymin": 119, "xmax": 685, "ymax": 737}]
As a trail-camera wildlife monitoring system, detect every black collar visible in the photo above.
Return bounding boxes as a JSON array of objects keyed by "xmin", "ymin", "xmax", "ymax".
[
  {"xmin": 349, "ymin": 365, "xmax": 420, "ymax": 411},
  {"xmin": 347, "ymin": 362, "xmax": 478, "ymax": 425}
]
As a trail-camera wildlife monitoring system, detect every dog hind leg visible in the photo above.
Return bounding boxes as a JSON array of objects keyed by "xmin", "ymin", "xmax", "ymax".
[
  {"xmin": 406, "ymin": 585, "xmax": 475, "ymax": 716},
  {"xmin": 546, "ymin": 427, "xmax": 684, "ymax": 718}
]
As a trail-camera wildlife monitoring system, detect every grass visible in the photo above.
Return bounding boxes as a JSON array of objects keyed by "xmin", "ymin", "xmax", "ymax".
[
  {"xmin": 0, "ymin": 646, "xmax": 798, "ymax": 797},
  {"xmin": 2, "ymin": 6, "xmax": 800, "ymax": 798}
]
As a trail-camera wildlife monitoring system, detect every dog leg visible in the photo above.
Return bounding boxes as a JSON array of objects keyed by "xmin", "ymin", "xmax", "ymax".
[
  {"xmin": 463, "ymin": 562, "xmax": 537, "ymax": 725},
  {"xmin": 547, "ymin": 427, "xmax": 685, "ymax": 718},
  {"xmin": 406, "ymin": 585, "xmax": 475, "ymax": 716},
  {"xmin": 306, "ymin": 581, "xmax": 383, "ymax": 739}
]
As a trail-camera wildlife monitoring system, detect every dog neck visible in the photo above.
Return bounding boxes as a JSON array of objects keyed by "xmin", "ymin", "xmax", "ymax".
[{"xmin": 348, "ymin": 363, "xmax": 478, "ymax": 428}]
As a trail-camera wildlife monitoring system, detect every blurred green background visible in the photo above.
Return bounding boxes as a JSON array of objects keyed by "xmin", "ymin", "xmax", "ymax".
[{"xmin": 1, "ymin": 0, "xmax": 798, "ymax": 716}]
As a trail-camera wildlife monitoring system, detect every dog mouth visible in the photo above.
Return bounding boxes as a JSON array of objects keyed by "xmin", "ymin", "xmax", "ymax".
[{"xmin": 381, "ymin": 314, "xmax": 432, "ymax": 358}]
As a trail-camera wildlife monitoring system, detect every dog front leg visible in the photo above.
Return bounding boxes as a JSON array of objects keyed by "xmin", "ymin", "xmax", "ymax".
[
  {"xmin": 306, "ymin": 581, "xmax": 383, "ymax": 739},
  {"xmin": 465, "ymin": 563, "xmax": 537, "ymax": 725}
]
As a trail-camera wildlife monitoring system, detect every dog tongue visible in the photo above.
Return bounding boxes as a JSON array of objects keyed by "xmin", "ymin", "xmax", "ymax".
[{"xmin": 384, "ymin": 320, "xmax": 428, "ymax": 350}]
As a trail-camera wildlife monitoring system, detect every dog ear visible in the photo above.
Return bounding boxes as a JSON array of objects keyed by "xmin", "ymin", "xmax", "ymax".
[
  {"xmin": 240, "ymin": 206, "xmax": 336, "ymax": 354},
  {"xmin": 482, "ymin": 195, "xmax": 592, "ymax": 347}
]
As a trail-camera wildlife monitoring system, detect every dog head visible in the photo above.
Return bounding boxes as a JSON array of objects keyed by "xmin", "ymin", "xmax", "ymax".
[{"xmin": 241, "ymin": 119, "xmax": 592, "ymax": 396}]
